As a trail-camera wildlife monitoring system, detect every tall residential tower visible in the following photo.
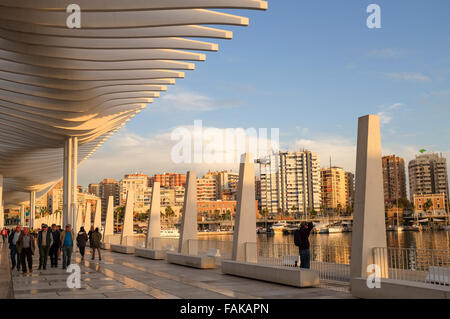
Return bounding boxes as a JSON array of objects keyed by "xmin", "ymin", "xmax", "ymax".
[
  {"xmin": 259, "ymin": 150, "xmax": 321, "ymax": 217},
  {"xmin": 408, "ymin": 153, "xmax": 449, "ymax": 208},
  {"xmin": 382, "ymin": 155, "xmax": 407, "ymax": 204}
]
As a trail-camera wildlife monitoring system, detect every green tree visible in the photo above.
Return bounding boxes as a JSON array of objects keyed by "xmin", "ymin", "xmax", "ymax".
[
  {"xmin": 422, "ymin": 199, "xmax": 433, "ymax": 214},
  {"xmin": 165, "ymin": 206, "xmax": 175, "ymax": 227},
  {"xmin": 114, "ymin": 206, "xmax": 125, "ymax": 225},
  {"xmin": 213, "ymin": 209, "xmax": 220, "ymax": 221}
]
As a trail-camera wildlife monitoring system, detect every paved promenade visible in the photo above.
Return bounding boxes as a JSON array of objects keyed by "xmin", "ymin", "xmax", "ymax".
[
  {"xmin": 9, "ymin": 245, "xmax": 353, "ymax": 299},
  {"xmin": 0, "ymin": 242, "xmax": 14, "ymax": 298}
]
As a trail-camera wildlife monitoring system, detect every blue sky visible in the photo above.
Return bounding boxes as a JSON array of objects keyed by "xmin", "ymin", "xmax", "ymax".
[{"xmin": 79, "ymin": 0, "xmax": 450, "ymax": 186}]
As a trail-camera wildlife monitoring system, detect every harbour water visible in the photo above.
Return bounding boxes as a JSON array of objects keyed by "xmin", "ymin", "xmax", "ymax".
[{"xmin": 199, "ymin": 231, "xmax": 450, "ymax": 251}]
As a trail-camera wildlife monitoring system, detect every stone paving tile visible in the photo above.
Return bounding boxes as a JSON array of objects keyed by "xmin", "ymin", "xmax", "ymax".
[
  {"xmin": 103, "ymin": 291, "xmax": 154, "ymax": 299},
  {"xmin": 12, "ymin": 248, "xmax": 354, "ymax": 299},
  {"xmin": 15, "ymin": 292, "xmax": 60, "ymax": 299}
]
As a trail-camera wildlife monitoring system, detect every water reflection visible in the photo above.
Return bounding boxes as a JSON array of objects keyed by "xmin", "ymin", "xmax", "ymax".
[{"xmin": 130, "ymin": 231, "xmax": 450, "ymax": 250}]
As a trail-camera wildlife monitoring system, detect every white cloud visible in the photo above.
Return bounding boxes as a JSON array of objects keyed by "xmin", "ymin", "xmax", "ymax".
[
  {"xmin": 78, "ymin": 125, "xmax": 278, "ymax": 185},
  {"xmin": 377, "ymin": 111, "xmax": 392, "ymax": 124},
  {"xmin": 386, "ymin": 72, "xmax": 431, "ymax": 82},
  {"xmin": 370, "ymin": 48, "xmax": 402, "ymax": 58},
  {"xmin": 377, "ymin": 102, "xmax": 405, "ymax": 124},
  {"xmin": 151, "ymin": 87, "xmax": 243, "ymax": 112},
  {"xmin": 290, "ymin": 137, "xmax": 357, "ymax": 172}
]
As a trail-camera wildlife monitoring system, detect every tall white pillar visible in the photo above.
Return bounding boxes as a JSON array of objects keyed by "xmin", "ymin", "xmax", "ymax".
[
  {"xmin": 71, "ymin": 137, "xmax": 78, "ymax": 228},
  {"xmin": 63, "ymin": 137, "xmax": 73, "ymax": 227},
  {"xmin": 103, "ymin": 196, "xmax": 114, "ymax": 243},
  {"xmin": 350, "ymin": 115, "xmax": 388, "ymax": 279},
  {"xmin": 30, "ymin": 191, "xmax": 36, "ymax": 229},
  {"xmin": 0, "ymin": 175, "xmax": 4, "ymax": 229},
  {"xmin": 178, "ymin": 171, "xmax": 198, "ymax": 255},
  {"xmin": 75, "ymin": 204, "xmax": 83, "ymax": 233},
  {"xmin": 146, "ymin": 182, "xmax": 161, "ymax": 249},
  {"xmin": 232, "ymin": 153, "xmax": 257, "ymax": 262},
  {"xmin": 121, "ymin": 190, "xmax": 135, "ymax": 246},
  {"xmin": 84, "ymin": 202, "xmax": 92, "ymax": 230},
  {"xmin": 93, "ymin": 199, "xmax": 102, "ymax": 230},
  {"xmin": 20, "ymin": 205, "xmax": 25, "ymax": 226}
]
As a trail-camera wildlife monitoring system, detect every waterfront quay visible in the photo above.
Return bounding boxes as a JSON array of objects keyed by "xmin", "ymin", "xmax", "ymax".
[{"xmin": 2, "ymin": 243, "xmax": 352, "ymax": 299}]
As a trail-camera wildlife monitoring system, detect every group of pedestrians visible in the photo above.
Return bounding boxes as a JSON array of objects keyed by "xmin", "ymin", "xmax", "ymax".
[
  {"xmin": 7, "ymin": 224, "xmax": 103, "ymax": 275},
  {"xmin": 76, "ymin": 226, "xmax": 102, "ymax": 261}
]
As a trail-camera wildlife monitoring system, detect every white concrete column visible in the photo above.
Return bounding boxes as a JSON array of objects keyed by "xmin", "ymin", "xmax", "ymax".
[
  {"xmin": 232, "ymin": 153, "xmax": 257, "ymax": 262},
  {"xmin": 121, "ymin": 190, "xmax": 135, "ymax": 246},
  {"xmin": 84, "ymin": 202, "xmax": 92, "ymax": 230},
  {"xmin": 93, "ymin": 199, "xmax": 102, "ymax": 230},
  {"xmin": 63, "ymin": 137, "xmax": 73, "ymax": 227},
  {"xmin": 30, "ymin": 191, "xmax": 36, "ymax": 229},
  {"xmin": 71, "ymin": 137, "xmax": 78, "ymax": 228},
  {"xmin": 75, "ymin": 204, "xmax": 83, "ymax": 233},
  {"xmin": 0, "ymin": 175, "xmax": 4, "ymax": 229},
  {"xmin": 146, "ymin": 182, "xmax": 161, "ymax": 249},
  {"xmin": 20, "ymin": 205, "xmax": 25, "ymax": 226},
  {"xmin": 350, "ymin": 115, "xmax": 388, "ymax": 279},
  {"xmin": 103, "ymin": 196, "xmax": 114, "ymax": 243},
  {"xmin": 178, "ymin": 171, "xmax": 198, "ymax": 255}
]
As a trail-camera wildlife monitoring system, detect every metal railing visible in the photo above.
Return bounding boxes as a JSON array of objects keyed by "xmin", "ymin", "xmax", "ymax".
[
  {"xmin": 255, "ymin": 242, "xmax": 351, "ymax": 284},
  {"xmin": 373, "ymin": 247, "xmax": 450, "ymax": 286},
  {"xmin": 183, "ymin": 239, "xmax": 233, "ymax": 264}
]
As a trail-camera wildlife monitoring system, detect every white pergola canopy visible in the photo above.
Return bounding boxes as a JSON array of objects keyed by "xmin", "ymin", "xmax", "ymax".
[{"xmin": 0, "ymin": 0, "xmax": 267, "ymax": 206}]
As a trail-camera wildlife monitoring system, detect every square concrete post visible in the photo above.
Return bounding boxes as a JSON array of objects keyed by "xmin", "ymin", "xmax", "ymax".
[
  {"xmin": 84, "ymin": 202, "xmax": 91, "ymax": 230},
  {"xmin": 57, "ymin": 212, "xmax": 62, "ymax": 227},
  {"xmin": 351, "ymin": 115, "xmax": 388, "ymax": 280},
  {"xmin": 20, "ymin": 205, "xmax": 25, "ymax": 226},
  {"xmin": 178, "ymin": 171, "xmax": 198, "ymax": 255},
  {"xmin": 63, "ymin": 137, "xmax": 72, "ymax": 227},
  {"xmin": 121, "ymin": 189, "xmax": 135, "ymax": 246},
  {"xmin": 93, "ymin": 199, "xmax": 102, "ymax": 230},
  {"xmin": 0, "ymin": 175, "xmax": 3, "ymax": 229},
  {"xmin": 75, "ymin": 204, "xmax": 83, "ymax": 233},
  {"xmin": 146, "ymin": 182, "xmax": 161, "ymax": 249},
  {"xmin": 232, "ymin": 153, "xmax": 257, "ymax": 263},
  {"xmin": 103, "ymin": 196, "xmax": 114, "ymax": 243},
  {"xmin": 30, "ymin": 191, "xmax": 36, "ymax": 229},
  {"xmin": 71, "ymin": 137, "xmax": 78, "ymax": 229}
]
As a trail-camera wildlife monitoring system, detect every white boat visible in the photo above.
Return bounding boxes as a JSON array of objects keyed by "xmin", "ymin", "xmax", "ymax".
[
  {"xmin": 271, "ymin": 221, "xmax": 288, "ymax": 233},
  {"xmin": 328, "ymin": 226, "xmax": 344, "ymax": 233},
  {"xmin": 160, "ymin": 228, "xmax": 179, "ymax": 237},
  {"xmin": 312, "ymin": 222, "xmax": 329, "ymax": 234},
  {"xmin": 394, "ymin": 226, "xmax": 404, "ymax": 232}
]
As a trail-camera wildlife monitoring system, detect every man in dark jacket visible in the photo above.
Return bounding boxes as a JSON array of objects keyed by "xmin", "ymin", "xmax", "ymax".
[
  {"xmin": 8, "ymin": 225, "xmax": 22, "ymax": 271},
  {"xmin": 294, "ymin": 222, "xmax": 314, "ymax": 269},
  {"xmin": 38, "ymin": 224, "xmax": 53, "ymax": 270},
  {"xmin": 17, "ymin": 227, "xmax": 36, "ymax": 274},
  {"xmin": 91, "ymin": 228, "xmax": 102, "ymax": 261},
  {"xmin": 49, "ymin": 224, "xmax": 61, "ymax": 268},
  {"xmin": 76, "ymin": 227, "xmax": 88, "ymax": 260}
]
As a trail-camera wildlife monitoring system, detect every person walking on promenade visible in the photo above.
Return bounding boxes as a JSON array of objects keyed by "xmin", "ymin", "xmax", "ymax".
[
  {"xmin": 8, "ymin": 225, "xmax": 22, "ymax": 271},
  {"xmin": 1, "ymin": 227, "xmax": 8, "ymax": 243},
  {"xmin": 91, "ymin": 228, "xmax": 102, "ymax": 261},
  {"xmin": 76, "ymin": 227, "xmax": 88, "ymax": 261},
  {"xmin": 60, "ymin": 224, "xmax": 75, "ymax": 269},
  {"xmin": 56, "ymin": 225, "xmax": 63, "ymax": 262},
  {"xmin": 49, "ymin": 224, "xmax": 61, "ymax": 268},
  {"xmin": 37, "ymin": 224, "xmax": 53, "ymax": 270},
  {"xmin": 88, "ymin": 226, "xmax": 94, "ymax": 249},
  {"xmin": 17, "ymin": 227, "xmax": 35, "ymax": 274},
  {"xmin": 294, "ymin": 221, "xmax": 314, "ymax": 269}
]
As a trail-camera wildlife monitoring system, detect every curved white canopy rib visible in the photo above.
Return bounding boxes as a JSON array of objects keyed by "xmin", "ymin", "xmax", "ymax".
[{"xmin": 0, "ymin": 0, "xmax": 267, "ymax": 207}]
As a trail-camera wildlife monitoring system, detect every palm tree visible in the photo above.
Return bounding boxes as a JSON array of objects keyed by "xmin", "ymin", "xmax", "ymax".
[
  {"xmin": 114, "ymin": 206, "xmax": 125, "ymax": 231},
  {"xmin": 165, "ymin": 206, "xmax": 175, "ymax": 228},
  {"xmin": 423, "ymin": 199, "xmax": 433, "ymax": 215}
]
